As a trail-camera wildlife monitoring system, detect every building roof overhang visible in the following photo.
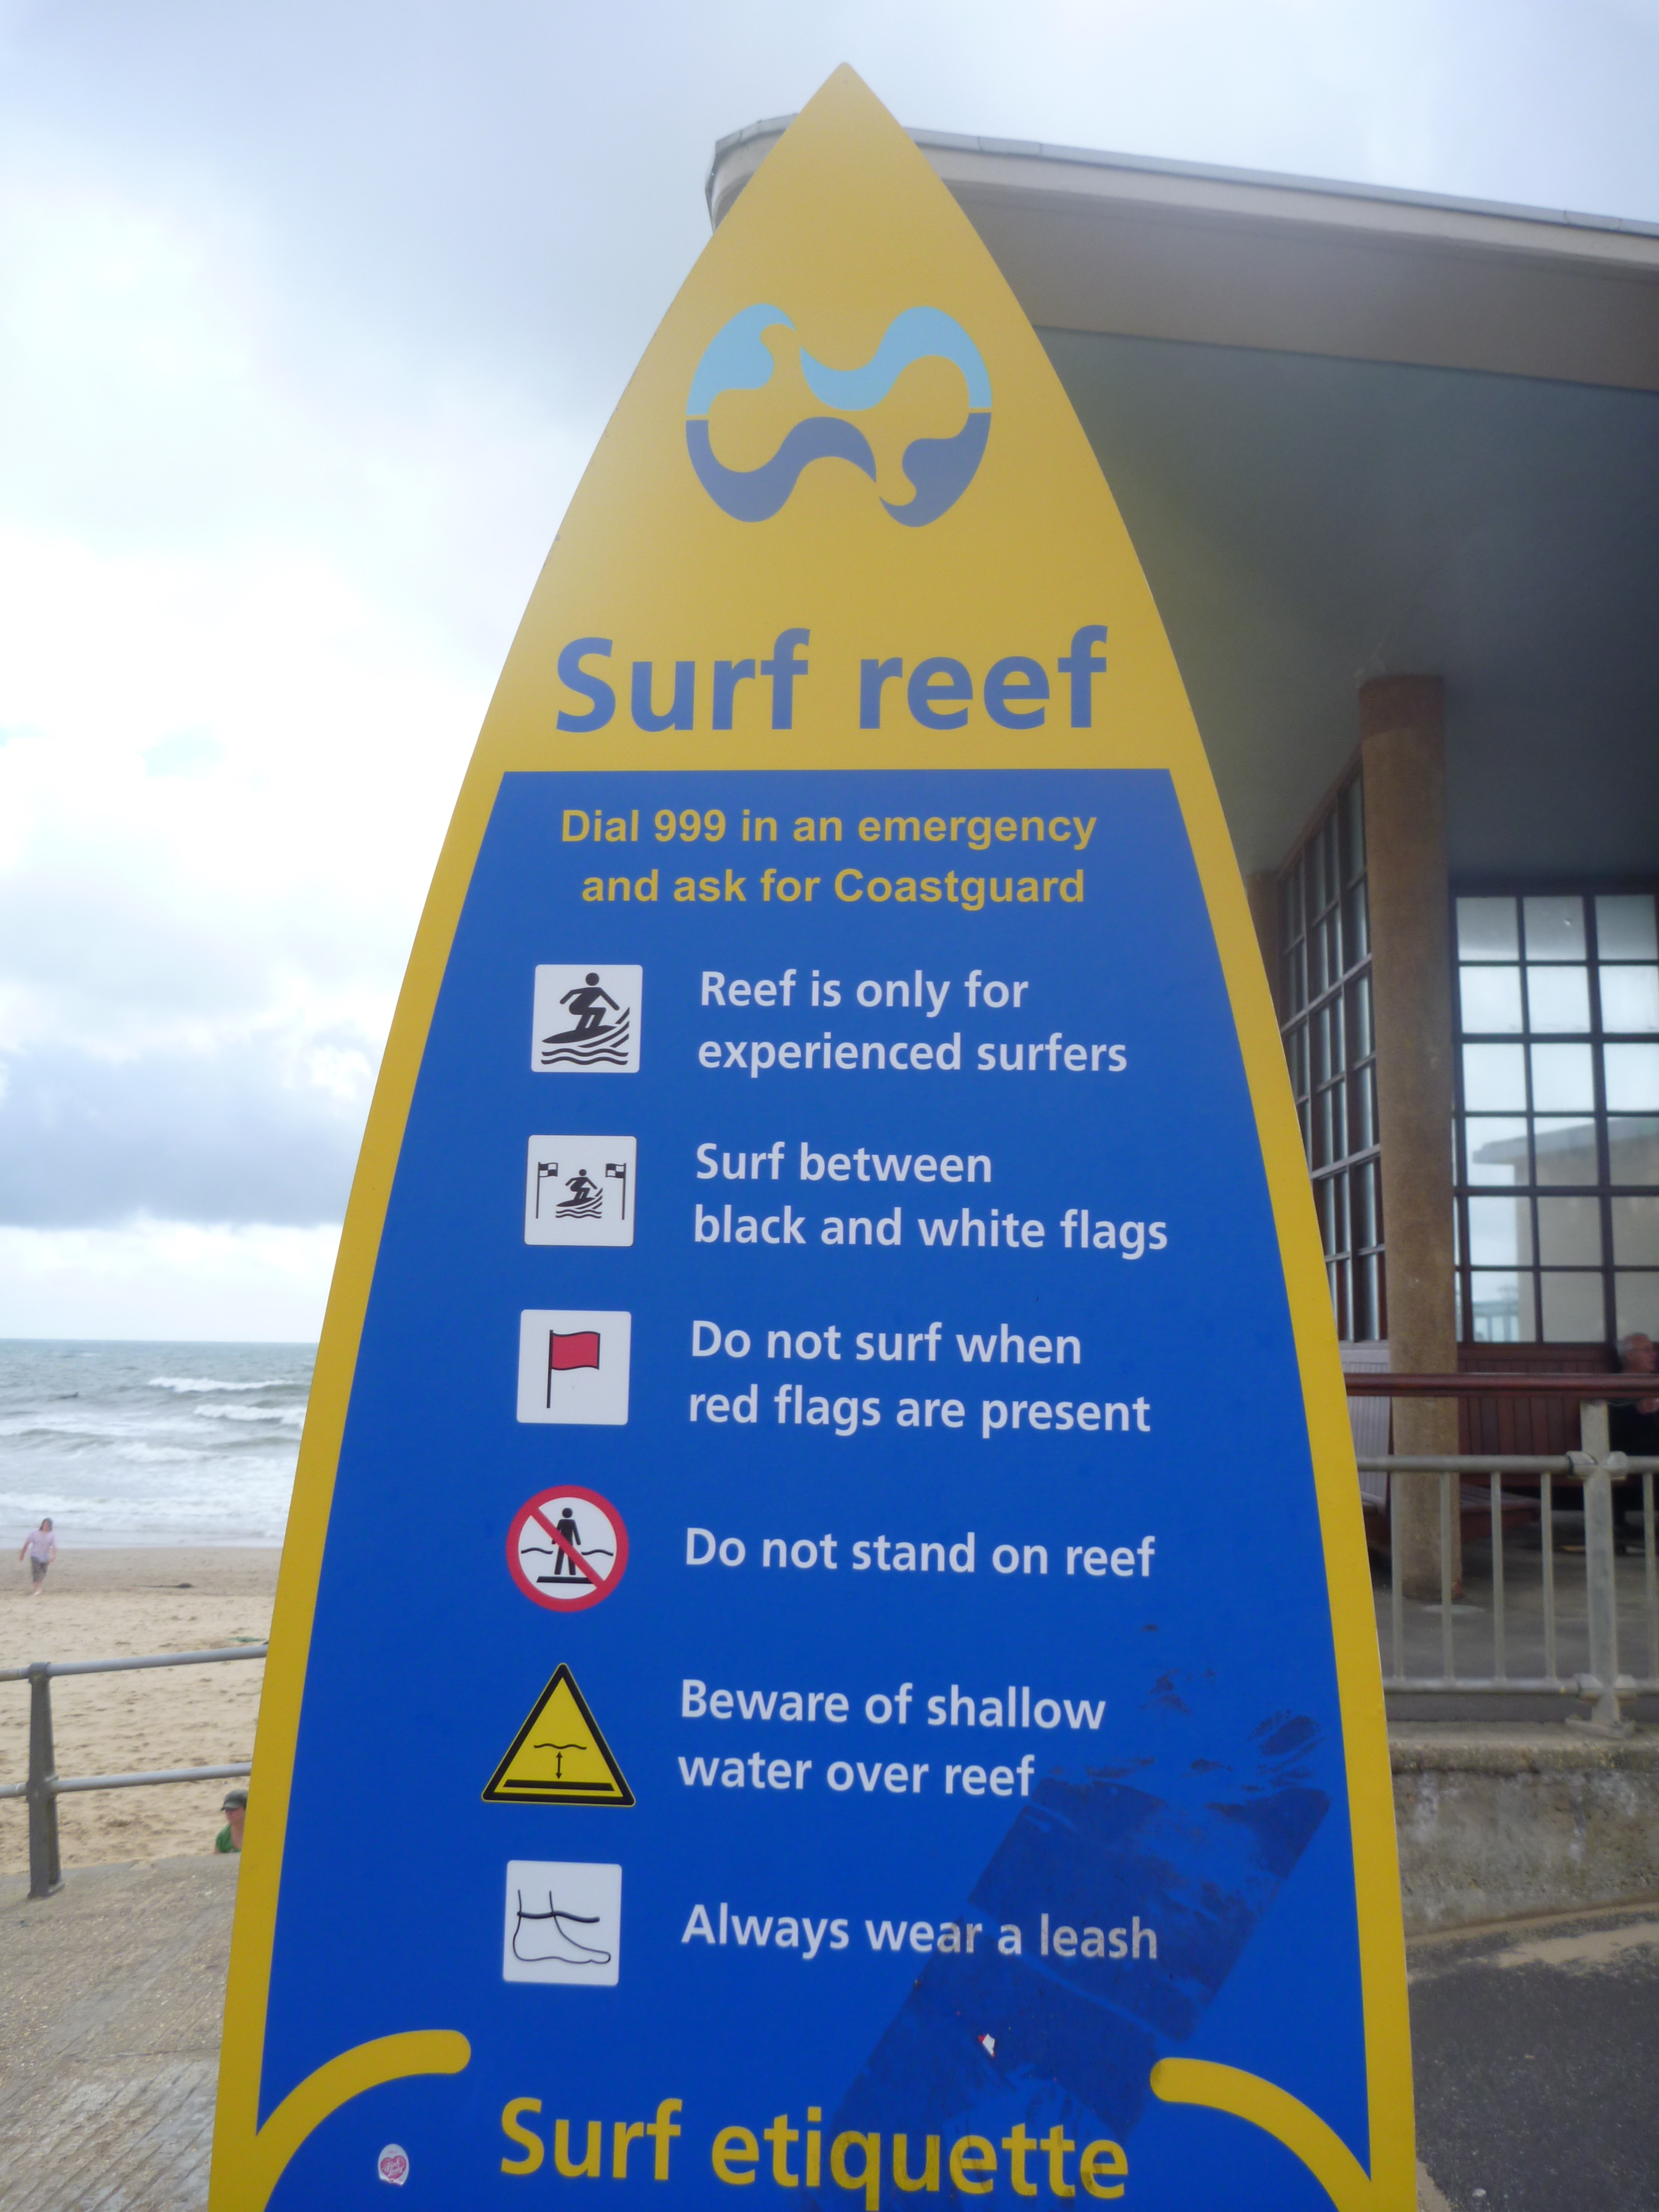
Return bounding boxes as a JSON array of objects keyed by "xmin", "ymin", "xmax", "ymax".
[
  {"xmin": 708, "ymin": 120, "xmax": 1659, "ymax": 394},
  {"xmin": 705, "ymin": 120, "xmax": 1659, "ymax": 883}
]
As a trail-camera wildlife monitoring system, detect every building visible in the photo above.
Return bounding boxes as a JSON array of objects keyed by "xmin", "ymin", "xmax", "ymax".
[{"xmin": 708, "ymin": 120, "xmax": 1659, "ymax": 1586}]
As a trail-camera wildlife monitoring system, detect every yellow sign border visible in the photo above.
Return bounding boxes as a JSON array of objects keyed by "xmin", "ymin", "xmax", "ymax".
[{"xmin": 212, "ymin": 68, "xmax": 1411, "ymax": 2211}]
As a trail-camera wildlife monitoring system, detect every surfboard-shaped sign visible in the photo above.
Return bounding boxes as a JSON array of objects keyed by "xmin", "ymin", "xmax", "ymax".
[{"xmin": 212, "ymin": 67, "xmax": 1412, "ymax": 2211}]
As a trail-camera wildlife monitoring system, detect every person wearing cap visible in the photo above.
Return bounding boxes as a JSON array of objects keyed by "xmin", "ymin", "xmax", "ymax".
[{"xmin": 216, "ymin": 1788, "xmax": 247, "ymax": 1854}]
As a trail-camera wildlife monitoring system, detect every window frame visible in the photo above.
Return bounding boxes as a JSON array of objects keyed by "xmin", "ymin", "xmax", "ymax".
[
  {"xmin": 1452, "ymin": 883, "xmax": 1659, "ymax": 1345},
  {"xmin": 1279, "ymin": 769, "xmax": 1384, "ymax": 1343}
]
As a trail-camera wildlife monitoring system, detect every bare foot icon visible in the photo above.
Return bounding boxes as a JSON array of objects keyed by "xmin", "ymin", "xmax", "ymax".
[{"xmin": 512, "ymin": 1891, "xmax": 613, "ymax": 1968}]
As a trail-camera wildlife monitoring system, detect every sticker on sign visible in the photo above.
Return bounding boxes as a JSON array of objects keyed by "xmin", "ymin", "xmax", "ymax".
[
  {"xmin": 377, "ymin": 2144, "xmax": 409, "ymax": 2186},
  {"xmin": 507, "ymin": 1486, "xmax": 629, "ymax": 1612}
]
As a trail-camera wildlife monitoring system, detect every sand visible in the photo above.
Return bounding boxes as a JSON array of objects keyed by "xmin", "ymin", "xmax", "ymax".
[{"xmin": 0, "ymin": 1548, "xmax": 276, "ymax": 1875}]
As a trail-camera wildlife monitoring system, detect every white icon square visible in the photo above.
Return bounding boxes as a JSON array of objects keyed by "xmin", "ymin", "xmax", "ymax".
[
  {"xmin": 503, "ymin": 1860, "xmax": 621, "ymax": 1987},
  {"xmin": 525, "ymin": 1136, "xmax": 637, "ymax": 1247},
  {"xmin": 531, "ymin": 966, "xmax": 642, "ymax": 1073},
  {"xmin": 517, "ymin": 1310, "xmax": 631, "ymax": 1426}
]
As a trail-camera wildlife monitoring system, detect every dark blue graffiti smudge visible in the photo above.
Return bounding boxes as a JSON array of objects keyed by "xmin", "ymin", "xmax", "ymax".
[
  {"xmin": 827, "ymin": 1716, "xmax": 1330, "ymax": 2159},
  {"xmin": 883, "ymin": 410, "xmax": 991, "ymax": 527},
  {"xmin": 685, "ymin": 416, "xmax": 876, "ymax": 523}
]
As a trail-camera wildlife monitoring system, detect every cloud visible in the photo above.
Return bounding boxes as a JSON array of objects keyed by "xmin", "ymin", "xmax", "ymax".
[
  {"xmin": 0, "ymin": 1033, "xmax": 371, "ymax": 1227},
  {"xmin": 0, "ymin": 1219, "xmax": 338, "ymax": 1341}
]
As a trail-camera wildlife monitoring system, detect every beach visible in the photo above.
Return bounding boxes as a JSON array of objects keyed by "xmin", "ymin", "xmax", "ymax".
[{"xmin": 0, "ymin": 1548, "xmax": 276, "ymax": 1875}]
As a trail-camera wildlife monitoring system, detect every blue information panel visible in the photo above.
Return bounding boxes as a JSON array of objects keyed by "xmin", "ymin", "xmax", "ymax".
[{"xmin": 260, "ymin": 772, "xmax": 1353, "ymax": 2205}]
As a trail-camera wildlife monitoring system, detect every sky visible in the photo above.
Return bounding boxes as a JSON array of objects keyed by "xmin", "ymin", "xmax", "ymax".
[{"xmin": 2, "ymin": 0, "xmax": 1657, "ymax": 1341}]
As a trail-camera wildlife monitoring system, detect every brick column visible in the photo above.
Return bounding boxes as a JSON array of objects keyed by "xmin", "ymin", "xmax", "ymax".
[{"xmin": 1360, "ymin": 676, "xmax": 1461, "ymax": 1600}]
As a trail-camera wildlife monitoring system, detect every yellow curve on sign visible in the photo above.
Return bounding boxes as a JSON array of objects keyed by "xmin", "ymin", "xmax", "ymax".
[
  {"xmin": 214, "ymin": 2030, "xmax": 470, "ymax": 2211},
  {"xmin": 1151, "ymin": 2059, "xmax": 1381, "ymax": 2212}
]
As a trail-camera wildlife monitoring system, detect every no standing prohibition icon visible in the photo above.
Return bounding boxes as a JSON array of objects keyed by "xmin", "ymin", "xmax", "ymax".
[{"xmin": 507, "ymin": 1486, "xmax": 629, "ymax": 1612}]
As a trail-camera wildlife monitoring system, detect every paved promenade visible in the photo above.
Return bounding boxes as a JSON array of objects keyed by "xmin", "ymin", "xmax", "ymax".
[
  {"xmin": 1, "ymin": 1855, "xmax": 1655, "ymax": 2209},
  {"xmin": 0, "ymin": 1856, "xmax": 236, "ymax": 2210}
]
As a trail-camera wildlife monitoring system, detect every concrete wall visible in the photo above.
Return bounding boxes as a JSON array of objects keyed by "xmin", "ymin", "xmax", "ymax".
[{"xmin": 1392, "ymin": 1726, "xmax": 1659, "ymax": 1933}]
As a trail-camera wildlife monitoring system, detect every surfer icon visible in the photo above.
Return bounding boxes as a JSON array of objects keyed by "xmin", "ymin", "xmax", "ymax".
[
  {"xmin": 554, "ymin": 974, "xmax": 618, "ymax": 1040},
  {"xmin": 555, "ymin": 1166, "xmax": 603, "ymax": 1220},
  {"xmin": 535, "ymin": 966, "xmax": 640, "ymax": 1072}
]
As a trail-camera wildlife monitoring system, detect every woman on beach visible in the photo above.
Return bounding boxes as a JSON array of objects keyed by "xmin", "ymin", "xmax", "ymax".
[{"xmin": 18, "ymin": 1518, "xmax": 56, "ymax": 1595}]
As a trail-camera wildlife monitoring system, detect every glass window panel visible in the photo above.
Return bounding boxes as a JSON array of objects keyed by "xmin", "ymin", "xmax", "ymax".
[
  {"xmin": 1457, "ymin": 896, "xmax": 1518, "ymax": 959},
  {"xmin": 1467, "ymin": 1195, "xmax": 1533, "ymax": 1266},
  {"xmin": 1599, "ymin": 966, "xmax": 1659, "ymax": 1032},
  {"xmin": 1540, "ymin": 1271, "xmax": 1605, "ymax": 1341},
  {"xmin": 1287, "ymin": 1025, "xmax": 1307, "ymax": 1099},
  {"xmin": 1353, "ymin": 1063, "xmax": 1376, "ymax": 1151},
  {"xmin": 1317, "ymin": 1176, "xmax": 1337, "ymax": 1257},
  {"xmin": 1459, "ymin": 966, "xmax": 1522, "ymax": 1032},
  {"xmin": 1324, "ymin": 911, "xmax": 1342, "ymax": 985},
  {"xmin": 1354, "ymin": 1252, "xmax": 1380, "ymax": 1340},
  {"xmin": 1470, "ymin": 1270, "xmax": 1535, "ymax": 1342},
  {"xmin": 1611, "ymin": 1197, "xmax": 1659, "ymax": 1265},
  {"xmin": 1531, "ymin": 1043, "xmax": 1595, "ymax": 1112},
  {"xmin": 1607, "ymin": 1118, "xmax": 1659, "ymax": 1186},
  {"xmin": 1341, "ymin": 775, "xmax": 1366, "ymax": 882},
  {"xmin": 1532, "ymin": 1118, "xmax": 1600, "ymax": 1185},
  {"xmin": 1463, "ymin": 1043, "xmax": 1527, "ymax": 1111},
  {"xmin": 1350, "ymin": 970, "xmax": 1373, "ymax": 1059},
  {"xmin": 1465, "ymin": 1117, "xmax": 1528, "ymax": 1184},
  {"xmin": 1526, "ymin": 966, "xmax": 1590, "ymax": 1032},
  {"xmin": 1597, "ymin": 894, "xmax": 1657, "ymax": 961},
  {"xmin": 1287, "ymin": 944, "xmax": 1306, "ymax": 1016},
  {"xmin": 1343, "ymin": 883, "xmax": 1369, "ymax": 968},
  {"xmin": 1536, "ymin": 1195, "xmax": 1602, "ymax": 1266},
  {"xmin": 1308, "ymin": 923, "xmax": 1327, "ymax": 999},
  {"xmin": 1605, "ymin": 1044, "xmax": 1659, "ymax": 1113},
  {"xmin": 1365, "ymin": 1253, "xmax": 1386, "ymax": 1339},
  {"xmin": 1523, "ymin": 895, "xmax": 1586, "ymax": 961},
  {"xmin": 1615, "ymin": 1274, "xmax": 1659, "ymax": 1338},
  {"xmin": 1353, "ymin": 1160, "xmax": 1378, "ymax": 1250}
]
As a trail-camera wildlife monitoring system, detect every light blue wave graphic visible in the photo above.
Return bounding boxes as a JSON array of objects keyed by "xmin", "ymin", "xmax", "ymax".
[
  {"xmin": 798, "ymin": 306, "xmax": 991, "ymax": 413},
  {"xmin": 685, "ymin": 303, "xmax": 991, "ymax": 527},
  {"xmin": 685, "ymin": 303, "xmax": 795, "ymax": 418}
]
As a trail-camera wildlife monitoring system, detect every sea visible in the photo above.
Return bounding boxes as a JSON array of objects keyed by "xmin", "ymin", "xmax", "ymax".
[{"xmin": 0, "ymin": 1341, "xmax": 312, "ymax": 1549}]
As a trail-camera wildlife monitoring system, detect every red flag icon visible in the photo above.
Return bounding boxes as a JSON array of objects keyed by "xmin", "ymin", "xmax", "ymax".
[
  {"xmin": 549, "ymin": 1330, "xmax": 601, "ymax": 1372},
  {"xmin": 546, "ymin": 1330, "xmax": 601, "ymax": 1410}
]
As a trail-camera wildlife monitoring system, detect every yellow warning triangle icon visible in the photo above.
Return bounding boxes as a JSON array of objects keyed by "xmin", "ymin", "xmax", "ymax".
[{"xmin": 482, "ymin": 1664, "xmax": 635, "ymax": 1807}]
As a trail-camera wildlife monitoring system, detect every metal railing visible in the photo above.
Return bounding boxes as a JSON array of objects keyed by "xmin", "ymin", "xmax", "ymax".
[
  {"xmin": 1347, "ymin": 1377, "xmax": 1659, "ymax": 1728},
  {"xmin": 1, "ymin": 1643, "xmax": 267, "ymax": 1899}
]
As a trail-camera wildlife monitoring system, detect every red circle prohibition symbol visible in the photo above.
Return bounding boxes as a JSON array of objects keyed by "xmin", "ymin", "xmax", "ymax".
[{"xmin": 506, "ymin": 1485, "xmax": 629, "ymax": 1613}]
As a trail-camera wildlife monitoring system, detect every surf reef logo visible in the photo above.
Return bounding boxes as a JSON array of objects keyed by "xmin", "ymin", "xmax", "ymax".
[{"xmin": 686, "ymin": 304, "xmax": 991, "ymax": 527}]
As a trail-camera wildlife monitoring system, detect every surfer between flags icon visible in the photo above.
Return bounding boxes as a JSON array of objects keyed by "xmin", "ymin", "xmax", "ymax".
[
  {"xmin": 525, "ymin": 1135, "xmax": 636, "ymax": 1247},
  {"xmin": 517, "ymin": 1310, "xmax": 631, "ymax": 1425}
]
